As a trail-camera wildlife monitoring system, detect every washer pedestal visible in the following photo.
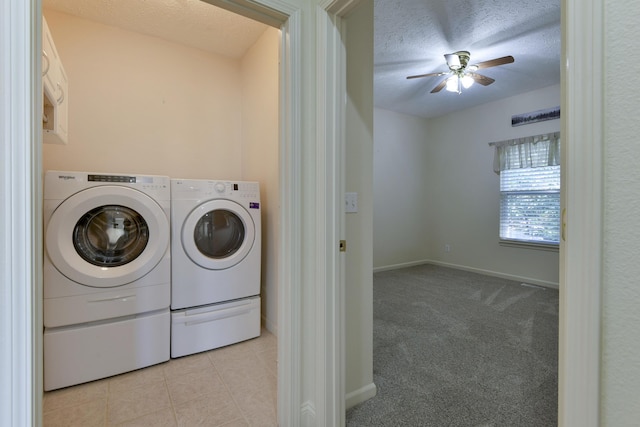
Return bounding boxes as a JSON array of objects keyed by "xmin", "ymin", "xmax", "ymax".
[{"xmin": 44, "ymin": 309, "xmax": 169, "ymax": 391}]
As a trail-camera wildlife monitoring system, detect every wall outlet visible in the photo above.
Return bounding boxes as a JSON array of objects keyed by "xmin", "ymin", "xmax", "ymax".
[{"xmin": 444, "ymin": 244, "xmax": 451, "ymax": 253}]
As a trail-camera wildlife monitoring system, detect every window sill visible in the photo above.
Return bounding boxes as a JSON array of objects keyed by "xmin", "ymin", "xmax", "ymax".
[{"xmin": 499, "ymin": 239, "xmax": 559, "ymax": 252}]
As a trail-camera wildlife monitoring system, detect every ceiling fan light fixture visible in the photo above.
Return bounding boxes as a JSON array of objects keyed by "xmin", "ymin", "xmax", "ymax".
[
  {"xmin": 445, "ymin": 53, "xmax": 461, "ymax": 70},
  {"xmin": 407, "ymin": 50, "xmax": 512, "ymax": 94},
  {"xmin": 445, "ymin": 76, "xmax": 460, "ymax": 93},
  {"xmin": 461, "ymin": 74, "xmax": 474, "ymax": 89}
]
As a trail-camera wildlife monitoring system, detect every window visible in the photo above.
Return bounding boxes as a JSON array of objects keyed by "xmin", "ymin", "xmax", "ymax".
[
  {"xmin": 500, "ymin": 165, "xmax": 560, "ymax": 244},
  {"xmin": 491, "ymin": 132, "xmax": 561, "ymax": 247}
]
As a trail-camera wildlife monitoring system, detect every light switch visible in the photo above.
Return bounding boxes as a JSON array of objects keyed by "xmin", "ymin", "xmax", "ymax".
[{"xmin": 345, "ymin": 192, "xmax": 358, "ymax": 213}]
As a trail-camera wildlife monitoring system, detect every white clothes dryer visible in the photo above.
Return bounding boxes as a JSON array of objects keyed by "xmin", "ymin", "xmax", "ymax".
[
  {"xmin": 170, "ymin": 179, "xmax": 261, "ymax": 357},
  {"xmin": 43, "ymin": 171, "xmax": 171, "ymax": 390}
]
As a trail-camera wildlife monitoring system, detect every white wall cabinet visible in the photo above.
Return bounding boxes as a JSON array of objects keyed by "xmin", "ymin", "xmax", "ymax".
[{"xmin": 42, "ymin": 16, "xmax": 68, "ymax": 144}]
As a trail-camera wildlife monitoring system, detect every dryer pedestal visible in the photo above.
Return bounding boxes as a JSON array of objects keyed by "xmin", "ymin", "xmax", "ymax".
[{"xmin": 171, "ymin": 296, "xmax": 260, "ymax": 358}]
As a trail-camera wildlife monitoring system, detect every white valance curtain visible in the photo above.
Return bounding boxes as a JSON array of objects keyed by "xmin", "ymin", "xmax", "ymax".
[{"xmin": 490, "ymin": 131, "xmax": 561, "ymax": 173}]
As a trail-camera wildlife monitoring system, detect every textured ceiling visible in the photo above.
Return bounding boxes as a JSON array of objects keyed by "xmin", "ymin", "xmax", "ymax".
[
  {"xmin": 42, "ymin": 0, "xmax": 560, "ymax": 119},
  {"xmin": 375, "ymin": 0, "xmax": 561, "ymax": 118},
  {"xmin": 42, "ymin": 0, "xmax": 269, "ymax": 59}
]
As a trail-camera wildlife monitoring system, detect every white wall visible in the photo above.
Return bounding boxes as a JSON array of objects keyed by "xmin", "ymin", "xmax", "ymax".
[
  {"xmin": 42, "ymin": 10, "xmax": 280, "ymax": 332},
  {"xmin": 240, "ymin": 27, "xmax": 280, "ymax": 333},
  {"xmin": 42, "ymin": 10, "xmax": 245, "ymax": 179},
  {"xmin": 374, "ymin": 84, "xmax": 561, "ymax": 286},
  {"xmin": 602, "ymin": 0, "xmax": 640, "ymax": 423},
  {"xmin": 344, "ymin": 0, "xmax": 375, "ymax": 409},
  {"xmin": 373, "ymin": 109, "xmax": 432, "ymax": 268}
]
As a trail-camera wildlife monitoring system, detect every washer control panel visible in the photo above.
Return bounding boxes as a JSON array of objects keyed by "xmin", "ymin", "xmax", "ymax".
[
  {"xmin": 45, "ymin": 171, "xmax": 170, "ymax": 200},
  {"xmin": 88, "ymin": 174, "xmax": 136, "ymax": 183}
]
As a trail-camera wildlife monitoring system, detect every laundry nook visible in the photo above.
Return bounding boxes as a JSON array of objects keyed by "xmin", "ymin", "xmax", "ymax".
[{"xmin": 40, "ymin": 1, "xmax": 280, "ymax": 424}]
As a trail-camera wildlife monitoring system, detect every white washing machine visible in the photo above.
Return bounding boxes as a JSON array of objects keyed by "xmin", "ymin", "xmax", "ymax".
[
  {"xmin": 170, "ymin": 178, "xmax": 261, "ymax": 357},
  {"xmin": 43, "ymin": 171, "xmax": 171, "ymax": 391}
]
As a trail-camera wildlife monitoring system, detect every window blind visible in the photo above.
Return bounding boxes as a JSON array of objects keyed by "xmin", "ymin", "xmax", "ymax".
[{"xmin": 499, "ymin": 165, "xmax": 560, "ymax": 244}]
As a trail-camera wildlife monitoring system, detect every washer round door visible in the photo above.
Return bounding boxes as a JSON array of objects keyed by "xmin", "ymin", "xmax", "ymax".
[
  {"xmin": 182, "ymin": 199, "xmax": 255, "ymax": 270},
  {"xmin": 46, "ymin": 186, "xmax": 169, "ymax": 287}
]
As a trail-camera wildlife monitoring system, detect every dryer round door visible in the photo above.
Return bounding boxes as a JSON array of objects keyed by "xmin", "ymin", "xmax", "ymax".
[
  {"xmin": 182, "ymin": 199, "xmax": 255, "ymax": 270},
  {"xmin": 46, "ymin": 186, "xmax": 169, "ymax": 287}
]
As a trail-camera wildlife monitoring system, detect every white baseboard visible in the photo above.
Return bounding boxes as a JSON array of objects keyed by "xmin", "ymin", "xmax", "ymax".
[
  {"xmin": 373, "ymin": 259, "xmax": 433, "ymax": 273},
  {"xmin": 374, "ymin": 259, "xmax": 559, "ymax": 289},
  {"xmin": 261, "ymin": 314, "xmax": 278, "ymax": 337},
  {"xmin": 345, "ymin": 382, "xmax": 377, "ymax": 410}
]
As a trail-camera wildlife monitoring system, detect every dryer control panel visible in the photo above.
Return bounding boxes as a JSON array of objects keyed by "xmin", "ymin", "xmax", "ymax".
[
  {"xmin": 172, "ymin": 179, "xmax": 259, "ymax": 203},
  {"xmin": 210, "ymin": 181, "xmax": 259, "ymax": 198}
]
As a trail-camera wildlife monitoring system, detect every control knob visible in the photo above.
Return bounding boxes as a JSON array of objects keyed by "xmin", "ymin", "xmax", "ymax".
[{"xmin": 214, "ymin": 182, "xmax": 226, "ymax": 193}]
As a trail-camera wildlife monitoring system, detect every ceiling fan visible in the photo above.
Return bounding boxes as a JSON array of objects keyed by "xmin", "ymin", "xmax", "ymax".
[{"xmin": 406, "ymin": 51, "xmax": 514, "ymax": 94}]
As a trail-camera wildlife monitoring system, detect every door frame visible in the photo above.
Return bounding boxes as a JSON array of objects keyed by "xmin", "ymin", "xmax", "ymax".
[
  {"xmin": 0, "ymin": 0, "xmax": 603, "ymax": 426},
  {"xmin": 559, "ymin": 0, "xmax": 603, "ymax": 425}
]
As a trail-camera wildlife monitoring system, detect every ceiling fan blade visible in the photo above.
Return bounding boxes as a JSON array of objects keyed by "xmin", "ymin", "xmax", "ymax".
[
  {"xmin": 470, "ymin": 73, "xmax": 495, "ymax": 86},
  {"xmin": 430, "ymin": 79, "xmax": 448, "ymax": 93},
  {"xmin": 474, "ymin": 55, "xmax": 514, "ymax": 70},
  {"xmin": 406, "ymin": 71, "xmax": 448, "ymax": 80}
]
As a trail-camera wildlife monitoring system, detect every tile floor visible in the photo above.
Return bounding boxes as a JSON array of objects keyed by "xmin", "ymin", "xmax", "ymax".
[{"xmin": 43, "ymin": 330, "xmax": 277, "ymax": 427}]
